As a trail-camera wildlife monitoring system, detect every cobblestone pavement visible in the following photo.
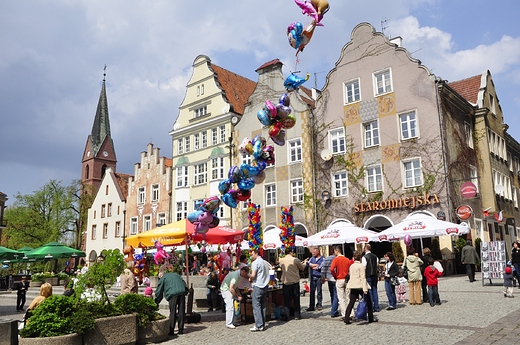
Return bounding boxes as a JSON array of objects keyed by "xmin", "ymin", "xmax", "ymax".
[{"xmin": 1, "ymin": 274, "xmax": 520, "ymax": 345}]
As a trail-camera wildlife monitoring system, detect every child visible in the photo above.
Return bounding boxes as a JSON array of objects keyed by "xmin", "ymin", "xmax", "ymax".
[
  {"xmin": 396, "ymin": 269, "xmax": 407, "ymax": 302},
  {"xmin": 504, "ymin": 266, "xmax": 515, "ymax": 298},
  {"xmin": 143, "ymin": 276, "xmax": 153, "ymax": 298},
  {"xmin": 301, "ymin": 280, "xmax": 310, "ymax": 296},
  {"xmin": 424, "ymin": 257, "xmax": 443, "ymax": 306}
]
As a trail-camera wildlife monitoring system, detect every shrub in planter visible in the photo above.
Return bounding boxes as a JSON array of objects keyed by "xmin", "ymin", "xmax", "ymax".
[
  {"xmin": 113, "ymin": 293, "xmax": 165, "ymax": 327},
  {"xmin": 392, "ymin": 242, "xmax": 404, "ymax": 263}
]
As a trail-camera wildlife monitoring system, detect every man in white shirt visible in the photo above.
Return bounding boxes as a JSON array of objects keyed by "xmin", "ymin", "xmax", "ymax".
[{"xmin": 249, "ymin": 249, "xmax": 270, "ymax": 331}]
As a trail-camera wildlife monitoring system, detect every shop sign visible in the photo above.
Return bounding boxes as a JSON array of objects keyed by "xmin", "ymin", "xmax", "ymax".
[
  {"xmin": 460, "ymin": 182, "xmax": 477, "ymax": 198},
  {"xmin": 354, "ymin": 192, "xmax": 440, "ymax": 214},
  {"xmin": 456, "ymin": 204, "xmax": 473, "ymax": 220}
]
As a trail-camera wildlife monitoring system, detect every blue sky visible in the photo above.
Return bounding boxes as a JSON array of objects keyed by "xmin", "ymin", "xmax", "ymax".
[{"xmin": 1, "ymin": 0, "xmax": 519, "ymax": 202}]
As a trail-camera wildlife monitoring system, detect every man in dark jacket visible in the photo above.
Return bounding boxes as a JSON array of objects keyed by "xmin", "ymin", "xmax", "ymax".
[
  {"xmin": 461, "ymin": 240, "xmax": 480, "ymax": 283},
  {"xmin": 155, "ymin": 271, "xmax": 188, "ymax": 336},
  {"xmin": 362, "ymin": 244, "xmax": 380, "ymax": 312},
  {"xmin": 15, "ymin": 275, "xmax": 29, "ymax": 311}
]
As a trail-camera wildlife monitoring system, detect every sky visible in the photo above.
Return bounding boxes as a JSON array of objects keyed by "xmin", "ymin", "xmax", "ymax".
[{"xmin": 1, "ymin": 0, "xmax": 519, "ymax": 203}]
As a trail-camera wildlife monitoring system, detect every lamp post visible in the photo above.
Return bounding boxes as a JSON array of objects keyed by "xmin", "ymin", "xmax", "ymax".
[{"xmin": 226, "ymin": 135, "xmax": 235, "ymax": 227}]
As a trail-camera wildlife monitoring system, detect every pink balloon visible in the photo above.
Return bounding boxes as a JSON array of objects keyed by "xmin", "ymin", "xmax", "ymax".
[{"xmin": 404, "ymin": 234, "xmax": 411, "ymax": 246}]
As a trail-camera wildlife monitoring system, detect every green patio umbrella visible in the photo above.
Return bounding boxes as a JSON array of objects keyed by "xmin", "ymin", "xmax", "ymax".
[
  {"xmin": 0, "ymin": 246, "xmax": 24, "ymax": 261},
  {"xmin": 26, "ymin": 242, "xmax": 86, "ymax": 260}
]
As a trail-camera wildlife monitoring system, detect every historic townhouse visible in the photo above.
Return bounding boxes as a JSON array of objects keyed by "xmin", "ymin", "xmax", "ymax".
[{"xmin": 169, "ymin": 55, "xmax": 256, "ymax": 226}]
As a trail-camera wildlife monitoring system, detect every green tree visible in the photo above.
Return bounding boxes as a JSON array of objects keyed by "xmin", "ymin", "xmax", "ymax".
[{"xmin": 3, "ymin": 180, "xmax": 82, "ymax": 248}]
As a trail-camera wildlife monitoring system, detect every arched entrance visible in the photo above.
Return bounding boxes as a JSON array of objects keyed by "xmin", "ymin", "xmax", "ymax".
[{"xmin": 364, "ymin": 215, "xmax": 394, "ymax": 259}]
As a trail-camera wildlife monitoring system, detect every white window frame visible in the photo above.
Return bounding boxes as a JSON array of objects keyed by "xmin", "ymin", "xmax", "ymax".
[
  {"xmin": 344, "ymin": 78, "xmax": 361, "ymax": 104},
  {"xmin": 399, "ymin": 111, "xmax": 418, "ymax": 140},
  {"xmin": 101, "ymin": 204, "xmax": 106, "ymax": 218},
  {"xmin": 291, "ymin": 179, "xmax": 304, "ymax": 203},
  {"xmin": 212, "ymin": 128, "xmax": 218, "ymax": 146},
  {"xmin": 211, "ymin": 157, "xmax": 225, "ymax": 180},
  {"xmin": 364, "ymin": 120, "xmax": 380, "ymax": 148},
  {"xmin": 115, "ymin": 221, "xmax": 121, "ymax": 237},
  {"xmin": 157, "ymin": 213, "xmax": 166, "ymax": 226},
  {"xmin": 130, "ymin": 217, "xmax": 138, "ymax": 235},
  {"xmin": 403, "ymin": 158, "xmax": 423, "ymax": 188},
  {"xmin": 107, "ymin": 203, "xmax": 112, "ymax": 217},
  {"xmin": 91, "ymin": 225, "xmax": 97, "ymax": 240},
  {"xmin": 177, "ymin": 138, "xmax": 183, "ymax": 155},
  {"xmin": 333, "ymin": 171, "xmax": 348, "ymax": 197},
  {"xmin": 194, "ymin": 163, "xmax": 207, "ymax": 185},
  {"xmin": 194, "ymin": 105, "xmax": 207, "ymax": 118},
  {"xmin": 202, "ymin": 131, "xmax": 207, "ymax": 148},
  {"xmin": 176, "ymin": 202, "xmax": 187, "ymax": 221},
  {"xmin": 138, "ymin": 187, "xmax": 146, "ymax": 205},
  {"xmin": 265, "ymin": 184, "xmax": 277, "ymax": 207},
  {"xmin": 288, "ymin": 138, "xmax": 302, "ymax": 163},
  {"xmin": 373, "ymin": 68, "xmax": 392, "ymax": 95},
  {"xmin": 185, "ymin": 136, "xmax": 190, "ymax": 153},
  {"xmin": 151, "ymin": 184, "xmax": 159, "ymax": 201},
  {"xmin": 464, "ymin": 122, "xmax": 474, "ymax": 149},
  {"xmin": 103, "ymin": 223, "xmax": 108, "ymax": 239},
  {"xmin": 144, "ymin": 215, "xmax": 151, "ymax": 231},
  {"xmin": 220, "ymin": 125, "xmax": 226, "ymax": 144},
  {"xmin": 474, "ymin": 218, "xmax": 484, "ymax": 240},
  {"xmin": 177, "ymin": 166, "xmax": 189, "ymax": 187},
  {"xmin": 194, "ymin": 133, "xmax": 200, "ymax": 150},
  {"xmin": 470, "ymin": 165, "xmax": 479, "ymax": 193},
  {"xmin": 242, "ymin": 153, "xmax": 252, "ymax": 165},
  {"xmin": 329, "ymin": 128, "xmax": 346, "ymax": 155},
  {"xmin": 366, "ymin": 165, "xmax": 383, "ymax": 192}
]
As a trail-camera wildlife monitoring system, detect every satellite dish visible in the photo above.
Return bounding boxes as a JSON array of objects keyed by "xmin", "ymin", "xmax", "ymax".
[
  {"xmin": 494, "ymin": 184, "xmax": 505, "ymax": 194},
  {"xmin": 320, "ymin": 149, "xmax": 332, "ymax": 161}
]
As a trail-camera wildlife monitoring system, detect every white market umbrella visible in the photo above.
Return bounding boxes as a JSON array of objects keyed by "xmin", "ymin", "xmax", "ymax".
[
  {"xmin": 262, "ymin": 228, "xmax": 308, "ymax": 250},
  {"xmin": 377, "ymin": 212, "xmax": 470, "ymax": 242},
  {"xmin": 307, "ymin": 223, "xmax": 379, "ymax": 246}
]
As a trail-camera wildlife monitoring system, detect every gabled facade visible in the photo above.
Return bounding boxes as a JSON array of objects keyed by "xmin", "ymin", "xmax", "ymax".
[
  {"xmin": 125, "ymin": 143, "xmax": 172, "ymax": 237},
  {"xmin": 233, "ymin": 59, "xmax": 316, "ymax": 236},
  {"xmin": 169, "ymin": 55, "xmax": 256, "ymax": 227},
  {"xmin": 85, "ymin": 167, "xmax": 129, "ymax": 261}
]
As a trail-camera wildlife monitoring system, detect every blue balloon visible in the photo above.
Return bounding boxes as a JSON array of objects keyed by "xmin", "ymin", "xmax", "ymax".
[
  {"xmin": 257, "ymin": 109, "xmax": 274, "ymax": 126},
  {"xmin": 253, "ymin": 140, "xmax": 264, "ymax": 160},
  {"xmin": 284, "ymin": 72, "xmax": 309, "ymax": 91},
  {"xmin": 222, "ymin": 193, "xmax": 238, "ymax": 208},
  {"xmin": 228, "ymin": 166, "xmax": 241, "ymax": 183},
  {"xmin": 279, "ymin": 93, "xmax": 290, "ymax": 106},
  {"xmin": 238, "ymin": 178, "xmax": 255, "ymax": 191},
  {"xmin": 187, "ymin": 210, "xmax": 203, "ymax": 223}
]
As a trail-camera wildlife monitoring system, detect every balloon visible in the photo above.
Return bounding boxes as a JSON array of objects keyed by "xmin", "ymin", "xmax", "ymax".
[
  {"xmin": 202, "ymin": 196, "xmax": 221, "ymax": 213},
  {"xmin": 269, "ymin": 122, "xmax": 283, "ymax": 137},
  {"xmin": 187, "ymin": 210, "xmax": 203, "ymax": 223},
  {"xmin": 253, "ymin": 140, "xmax": 264, "ymax": 160},
  {"xmin": 218, "ymin": 179, "xmax": 231, "ymax": 194},
  {"xmin": 248, "ymin": 160, "xmax": 266, "ymax": 176},
  {"xmin": 198, "ymin": 211, "xmax": 214, "ymax": 224},
  {"xmin": 194, "ymin": 222, "xmax": 210, "ymax": 234},
  {"xmin": 238, "ymin": 178, "xmax": 255, "ymax": 191},
  {"xmin": 228, "ymin": 166, "xmax": 241, "ymax": 183},
  {"xmin": 294, "ymin": 0, "xmax": 329, "ymax": 26},
  {"xmin": 257, "ymin": 109, "xmax": 273, "ymax": 127},
  {"xmin": 404, "ymin": 234, "xmax": 411, "ymax": 247},
  {"xmin": 275, "ymin": 104, "xmax": 291, "ymax": 120},
  {"xmin": 264, "ymin": 100, "xmax": 277, "ymax": 117},
  {"xmin": 284, "ymin": 73, "xmax": 310, "ymax": 91},
  {"xmin": 238, "ymin": 137, "xmax": 253, "ymax": 154},
  {"xmin": 279, "ymin": 93, "xmax": 290, "ymax": 107},
  {"xmin": 282, "ymin": 114, "xmax": 297, "ymax": 129},
  {"xmin": 251, "ymin": 170, "xmax": 266, "ymax": 184},
  {"xmin": 261, "ymin": 146, "xmax": 275, "ymax": 164},
  {"xmin": 222, "ymin": 193, "xmax": 238, "ymax": 208},
  {"xmin": 270, "ymin": 129, "xmax": 286, "ymax": 146},
  {"xmin": 288, "ymin": 21, "xmax": 317, "ymax": 55},
  {"xmin": 209, "ymin": 216, "xmax": 220, "ymax": 228},
  {"xmin": 236, "ymin": 189, "xmax": 251, "ymax": 201},
  {"xmin": 252, "ymin": 135, "xmax": 267, "ymax": 147}
]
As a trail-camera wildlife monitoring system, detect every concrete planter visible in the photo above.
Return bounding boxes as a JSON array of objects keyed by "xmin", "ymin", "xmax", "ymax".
[
  {"xmin": 84, "ymin": 314, "xmax": 137, "ymax": 345},
  {"xmin": 30, "ymin": 281, "xmax": 43, "ymax": 288},
  {"xmin": 45, "ymin": 277, "xmax": 59, "ymax": 286},
  {"xmin": 149, "ymin": 276, "xmax": 159, "ymax": 288},
  {"xmin": 137, "ymin": 317, "xmax": 169, "ymax": 344},
  {"xmin": 19, "ymin": 332, "xmax": 82, "ymax": 345}
]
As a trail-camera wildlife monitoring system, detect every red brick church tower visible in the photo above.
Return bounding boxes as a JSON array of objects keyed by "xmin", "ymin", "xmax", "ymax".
[{"xmin": 81, "ymin": 70, "xmax": 117, "ymax": 195}]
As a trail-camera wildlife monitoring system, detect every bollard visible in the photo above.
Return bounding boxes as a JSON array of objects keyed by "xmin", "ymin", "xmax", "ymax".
[{"xmin": 0, "ymin": 319, "xmax": 18, "ymax": 345}]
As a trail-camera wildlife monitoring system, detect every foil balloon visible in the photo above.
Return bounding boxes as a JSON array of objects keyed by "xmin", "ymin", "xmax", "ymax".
[
  {"xmin": 269, "ymin": 121, "xmax": 283, "ymax": 137},
  {"xmin": 238, "ymin": 178, "xmax": 255, "ymax": 191},
  {"xmin": 275, "ymin": 104, "xmax": 291, "ymax": 121},
  {"xmin": 284, "ymin": 73, "xmax": 310, "ymax": 91},
  {"xmin": 187, "ymin": 210, "xmax": 203, "ymax": 223},
  {"xmin": 257, "ymin": 109, "xmax": 273, "ymax": 127},
  {"xmin": 404, "ymin": 234, "xmax": 412, "ymax": 247},
  {"xmin": 201, "ymin": 196, "xmax": 221, "ymax": 213},
  {"xmin": 288, "ymin": 21, "xmax": 317, "ymax": 56},
  {"xmin": 282, "ymin": 114, "xmax": 297, "ymax": 129},
  {"xmin": 198, "ymin": 211, "xmax": 213, "ymax": 224},
  {"xmin": 248, "ymin": 160, "xmax": 267, "ymax": 176},
  {"xmin": 251, "ymin": 170, "xmax": 266, "ymax": 184},
  {"xmin": 261, "ymin": 146, "xmax": 275, "ymax": 164},
  {"xmin": 209, "ymin": 216, "xmax": 220, "ymax": 228},
  {"xmin": 238, "ymin": 137, "xmax": 253, "ymax": 154},
  {"xmin": 279, "ymin": 93, "xmax": 290, "ymax": 107},
  {"xmin": 194, "ymin": 222, "xmax": 210, "ymax": 234},
  {"xmin": 294, "ymin": 0, "xmax": 329, "ymax": 26},
  {"xmin": 218, "ymin": 179, "xmax": 231, "ymax": 194},
  {"xmin": 228, "ymin": 166, "xmax": 241, "ymax": 183},
  {"xmin": 271, "ymin": 129, "xmax": 286, "ymax": 146},
  {"xmin": 222, "ymin": 192, "xmax": 238, "ymax": 208},
  {"xmin": 265, "ymin": 100, "xmax": 277, "ymax": 118},
  {"xmin": 236, "ymin": 189, "xmax": 251, "ymax": 201}
]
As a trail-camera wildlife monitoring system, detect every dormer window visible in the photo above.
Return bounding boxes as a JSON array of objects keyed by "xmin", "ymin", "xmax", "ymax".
[{"xmin": 194, "ymin": 105, "xmax": 207, "ymax": 118}]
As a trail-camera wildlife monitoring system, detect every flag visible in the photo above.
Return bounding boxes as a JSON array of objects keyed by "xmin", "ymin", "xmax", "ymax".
[
  {"xmin": 494, "ymin": 211, "xmax": 504, "ymax": 222},
  {"xmin": 483, "ymin": 206, "xmax": 491, "ymax": 217}
]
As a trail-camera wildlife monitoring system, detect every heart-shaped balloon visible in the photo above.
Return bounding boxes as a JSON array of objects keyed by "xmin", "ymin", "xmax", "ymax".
[
  {"xmin": 236, "ymin": 189, "xmax": 251, "ymax": 201},
  {"xmin": 269, "ymin": 122, "xmax": 283, "ymax": 137},
  {"xmin": 281, "ymin": 114, "xmax": 296, "ymax": 129},
  {"xmin": 257, "ymin": 109, "xmax": 273, "ymax": 127},
  {"xmin": 271, "ymin": 129, "xmax": 286, "ymax": 146},
  {"xmin": 238, "ymin": 178, "xmax": 255, "ymax": 191},
  {"xmin": 251, "ymin": 170, "xmax": 266, "ymax": 184},
  {"xmin": 222, "ymin": 193, "xmax": 238, "ymax": 208},
  {"xmin": 279, "ymin": 93, "xmax": 290, "ymax": 107},
  {"xmin": 218, "ymin": 179, "xmax": 231, "ymax": 194},
  {"xmin": 275, "ymin": 104, "xmax": 291, "ymax": 120}
]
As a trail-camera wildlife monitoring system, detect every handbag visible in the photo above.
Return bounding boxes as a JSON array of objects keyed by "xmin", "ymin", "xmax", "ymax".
[
  {"xmin": 402, "ymin": 265, "xmax": 408, "ymax": 279},
  {"xmin": 390, "ymin": 276, "xmax": 399, "ymax": 286},
  {"xmin": 354, "ymin": 296, "xmax": 368, "ymax": 320}
]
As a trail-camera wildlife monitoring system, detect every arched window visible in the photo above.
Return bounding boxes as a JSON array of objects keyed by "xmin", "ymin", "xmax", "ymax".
[
  {"xmin": 101, "ymin": 164, "xmax": 108, "ymax": 178},
  {"xmin": 85, "ymin": 165, "xmax": 90, "ymax": 179}
]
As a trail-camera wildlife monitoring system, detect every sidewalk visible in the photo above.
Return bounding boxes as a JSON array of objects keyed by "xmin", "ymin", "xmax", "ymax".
[{"xmin": 1, "ymin": 273, "xmax": 519, "ymax": 344}]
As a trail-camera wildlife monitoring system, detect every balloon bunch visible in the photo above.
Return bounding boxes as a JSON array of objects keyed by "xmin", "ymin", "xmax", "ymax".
[
  {"xmin": 279, "ymin": 206, "xmax": 295, "ymax": 254},
  {"xmin": 187, "ymin": 196, "xmax": 222, "ymax": 234},
  {"xmin": 153, "ymin": 241, "xmax": 171, "ymax": 265},
  {"xmin": 246, "ymin": 202, "xmax": 263, "ymax": 256},
  {"xmin": 218, "ymin": 135, "xmax": 273, "ymax": 208},
  {"xmin": 256, "ymin": 94, "xmax": 296, "ymax": 146},
  {"xmin": 287, "ymin": 0, "xmax": 329, "ymax": 55}
]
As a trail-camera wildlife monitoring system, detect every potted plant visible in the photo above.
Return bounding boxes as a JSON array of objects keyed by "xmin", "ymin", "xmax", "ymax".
[
  {"xmin": 113, "ymin": 293, "xmax": 168, "ymax": 344},
  {"xmin": 30, "ymin": 273, "xmax": 45, "ymax": 287},
  {"xmin": 392, "ymin": 242, "xmax": 404, "ymax": 264},
  {"xmin": 148, "ymin": 264, "xmax": 160, "ymax": 288}
]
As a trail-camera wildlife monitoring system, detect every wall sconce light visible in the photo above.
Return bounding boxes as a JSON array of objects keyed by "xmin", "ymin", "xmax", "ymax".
[{"xmin": 321, "ymin": 191, "xmax": 332, "ymax": 209}]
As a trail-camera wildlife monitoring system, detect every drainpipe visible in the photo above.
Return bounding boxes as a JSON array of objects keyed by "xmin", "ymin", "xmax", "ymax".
[{"xmin": 310, "ymin": 107, "xmax": 318, "ymax": 235}]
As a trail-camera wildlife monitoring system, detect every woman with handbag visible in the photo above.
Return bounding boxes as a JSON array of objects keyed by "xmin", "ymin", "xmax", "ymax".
[
  {"xmin": 344, "ymin": 251, "xmax": 377, "ymax": 324},
  {"xmin": 384, "ymin": 252, "xmax": 399, "ymax": 310},
  {"xmin": 404, "ymin": 247, "xmax": 424, "ymax": 305}
]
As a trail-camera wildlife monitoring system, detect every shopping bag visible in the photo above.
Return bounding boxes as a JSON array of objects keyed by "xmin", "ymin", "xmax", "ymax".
[{"xmin": 355, "ymin": 297, "xmax": 368, "ymax": 320}]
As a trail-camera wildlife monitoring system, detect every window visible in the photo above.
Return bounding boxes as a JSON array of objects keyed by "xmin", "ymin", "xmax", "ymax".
[
  {"xmin": 194, "ymin": 133, "xmax": 200, "ymax": 150},
  {"xmin": 177, "ymin": 138, "xmax": 183, "ymax": 155},
  {"xmin": 364, "ymin": 121, "xmax": 379, "ymax": 148},
  {"xmin": 333, "ymin": 171, "xmax": 348, "ymax": 197},
  {"xmin": 329, "ymin": 128, "xmax": 346, "ymax": 154},
  {"xmin": 176, "ymin": 202, "xmax": 187, "ymax": 221},
  {"xmin": 514, "ymin": 188, "xmax": 518, "ymax": 208},
  {"xmin": 470, "ymin": 165, "xmax": 479, "ymax": 193},
  {"xmin": 493, "ymin": 170, "xmax": 512, "ymax": 200},
  {"xmin": 288, "ymin": 138, "xmax": 302, "ymax": 163},
  {"xmin": 157, "ymin": 213, "xmax": 166, "ymax": 226},
  {"xmin": 152, "ymin": 184, "xmax": 159, "ymax": 201},
  {"xmin": 344, "ymin": 78, "xmax": 360, "ymax": 104},
  {"xmin": 115, "ymin": 221, "xmax": 121, "ymax": 237},
  {"xmin": 400, "ymin": 111, "xmax": 417, "ymax": 140},
  {"xmin": 291, "ymin": 179, "xmax": 304, "ymax": 203},
  {"xmin": 91, "ymin": 225, "xmax": 97, "ymax": 240},
  {"xmin": 490, "ymin": 94, "xmax": 496, "ymax": 116},
  {"xmin": 107, "ymin": 203, "xmax": 112, "ymax": 217},
  {"xmin": 212, "ymin": 128, "xmax": 218, "ymax": 145},
  {"xmin": 403, "ymin": 159, "xmax": 422, "ymax": 188},
  {"xmin": 101, "ymin": 204, "xmax": 106, "ymax": 218},
  {"xmin": 515, "ymin": 157, "xmax": 519, "ymax": 174},
  {"xmin": 177, "ymin": 166, "xmax": 189, "ymax": 187},
  {"xmin": 464, "ymin": 122, "xmax": 473, "ymax": 148},
  {"xmin": 265, "ymin": 184, "xmax": 277, "ymax": 207},
  {"xmin": 130, "ymin": 217, "xmax": 138, "ymax": 235},
  {"xmin": 94, "ymin": 210, "xmax": 96, "ymax": 219},
  {"xmin": 374, "ymin": 68, "xmax": 392, "ymax": 95},
  {"xmin": 144, "ymin": 215, "xmax": 151, "ymax": 231},
  {"xmin": 194, "ymin": 105, "xmax": 207, "ymax": 118},
  {"xmin": 220, "ymin": 125, "xmax": 226, "ymax": 144},
  {"xmin": 103, "ymin": 223, "xmax": 108, "ymax": 239},
  {"xmin": 202, "ymin": 131, "xmax": 207, "ymax": 148},
  {"xmin": 194, "ymin": 163, "xmax": 207, "ymax": 185},
  {"xmin": 474, "ymin": 218, "xmax": 484, "ymax": 239},
  {"xmin": 242, "ymin": 199, "xmax": 252, "ymax": 211},
  {"xmin": 117, "ymin": 205, "xmax": 120, "ymax": 215},
  {"xmin": 366, "ymin": 165, "xmax": 383, "ymax": 192},
  {"xmin": 242, "ymin": 153, "xmax": 252, "ymax": 165},
  {"xmin": 105, "ymin": 185, "xmax": 109, "ymax": 195},
  {"xmin": 138, "ymin": 187, "xmax": 146, "ymax": 204},
  {"xmin": 211, "ymin": 157, "xmax": 225, "ymax": 180},
  {"xmin": 185, "ymin": 136, "xmax": 190, "ymax": 153},
  {"xmin": 508, "ymin": 152, "xmax": 513, "ymax": 171}
]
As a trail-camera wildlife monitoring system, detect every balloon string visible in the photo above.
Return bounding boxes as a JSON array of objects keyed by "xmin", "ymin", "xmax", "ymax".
[{"xmin": 294, "ymin": 57, "xmax": 300, "ymax": 71}]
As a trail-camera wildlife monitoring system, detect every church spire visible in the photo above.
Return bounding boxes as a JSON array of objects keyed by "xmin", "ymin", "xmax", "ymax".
[{"xmin": 90, "ymin": 66, "xmax": 112, "ymax": 156}]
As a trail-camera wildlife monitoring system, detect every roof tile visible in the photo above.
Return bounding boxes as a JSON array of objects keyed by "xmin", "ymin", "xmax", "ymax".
[
  {"xmin": 210, "ymin": 63, "xmax": 256, "ymax": 115},
  {"xmin": 448, "ymin": 74, "xmax": 481, "ymax": 105}
]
